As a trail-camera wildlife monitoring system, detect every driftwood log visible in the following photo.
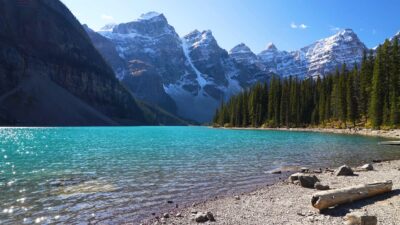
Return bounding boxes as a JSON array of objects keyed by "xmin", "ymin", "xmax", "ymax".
[{"xmin": 311, "ymin": 180, "xmax": 393, "ymax": 210}]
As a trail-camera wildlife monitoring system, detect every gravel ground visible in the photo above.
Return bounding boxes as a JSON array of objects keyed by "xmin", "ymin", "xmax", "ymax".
[
  {"xmin": 143, "ymin": 160, "xmax": 400, "ymax": 225},
  {"xmin": 229, "ymin": 128, "xmax": 400, "ymax": 140}
]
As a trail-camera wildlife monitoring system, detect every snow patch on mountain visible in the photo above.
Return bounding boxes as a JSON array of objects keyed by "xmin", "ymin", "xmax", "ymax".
[{"xmin": 181, "ymin": 38, "xmax": 207, "ymax": 89}]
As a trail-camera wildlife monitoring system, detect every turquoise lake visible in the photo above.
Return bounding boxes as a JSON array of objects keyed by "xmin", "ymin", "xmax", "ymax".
[{"xmin": 0, "ymin": 126, "xmax": 399, "ymax": 224}]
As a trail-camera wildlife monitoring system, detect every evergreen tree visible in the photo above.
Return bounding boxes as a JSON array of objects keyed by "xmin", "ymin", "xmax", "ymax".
[
  {"xmin": 280, "ymin": 79, "xmax": 290, "ymax": 127},
  {"xmin": 338, "ymin": 64, "xmax": 348, "ymax": 126},
  {"xmin": 390, "ymin": 38, "xmax": 399, "ymax": 127},
  {"xmin": 370, "ymin": 48, "xmax": 384, "ymax": 129},
  {"xmin": 212, "ymin": 41, "xmax": 398, "ymax": 130},
  {"xmin": 346, "ymin": 69, "xmax": 358, "ymax": 127}
]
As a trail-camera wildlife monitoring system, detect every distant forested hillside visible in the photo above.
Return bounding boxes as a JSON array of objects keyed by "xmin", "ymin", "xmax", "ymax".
[{"xmin": 213, "ymin": 39, "xmax": 400, "ymax": 129}]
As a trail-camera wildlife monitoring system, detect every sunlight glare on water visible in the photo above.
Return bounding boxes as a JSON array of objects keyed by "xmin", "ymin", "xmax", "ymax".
[{"xmin": 0, "ymin": 126, "xmax": 399, "ymax": 224}]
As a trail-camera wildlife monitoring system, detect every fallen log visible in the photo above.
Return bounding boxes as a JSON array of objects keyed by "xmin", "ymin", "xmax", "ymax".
[{"xmin": 311, "ymin": 180, "xmax": 393, "ymax": 210}]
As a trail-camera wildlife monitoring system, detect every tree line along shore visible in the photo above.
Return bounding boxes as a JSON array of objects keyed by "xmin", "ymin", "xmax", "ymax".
[{"xmin": 213, "ymin": 39, "xmax": 400, "ymax": 130}]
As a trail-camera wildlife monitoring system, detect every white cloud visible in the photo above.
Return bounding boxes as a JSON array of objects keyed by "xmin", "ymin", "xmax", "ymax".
[
  {"xmin": 291, "ymin": 22, "xmax": 308, "ymax": 30},
  {"xmin": 101, "ymin": 14, "xmax": 114, "ymax": 21},
  {"xmin": 299, "ymin": 24, "xmax": 308, "ymax": 29}
]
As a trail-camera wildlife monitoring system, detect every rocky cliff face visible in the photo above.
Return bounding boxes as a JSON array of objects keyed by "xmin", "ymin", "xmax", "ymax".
[
  {"xmin": 90, "ymin": 13, "xmax": 269, "ymax": 122},
  {"xmin": 229, "ymin": 43, "xmax": 270, "ymax": 86},
  {"xmin": 0, "ymin": 0, "xmax": 179, "ymax": 125},
  {"xmin": 84, "ymin": 25, "xmax": 177, "ymax": 114}
]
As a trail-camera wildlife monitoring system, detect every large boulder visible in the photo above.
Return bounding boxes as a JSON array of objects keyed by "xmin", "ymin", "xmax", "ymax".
[
  {"xmin": 335, "ymin": 165, "xmax": 354, "ymax": 176},
  {"xmin": 298, "ymin": 175, "xmax": 320, "ymax": 188},
  {"xmin": 289, "ymin": 173, "xmax": 319, "ymax": 188}
]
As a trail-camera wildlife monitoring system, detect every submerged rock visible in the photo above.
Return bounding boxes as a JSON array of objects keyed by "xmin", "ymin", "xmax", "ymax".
[
  {"xmin": 54, "ymin": 180, "xmax": 118, "ymax": 195},
  {"xmin": 271, "ymin": 169, "xmax": 282, "ymax": 174},
  {"xmin": 335, "ymin": 165, "xmax": 354, "ymax": 176}
]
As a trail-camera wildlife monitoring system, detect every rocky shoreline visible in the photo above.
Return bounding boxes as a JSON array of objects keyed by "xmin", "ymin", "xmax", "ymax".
[
  {"xmin": 226, "ymin": 127, "xmax": 400, "ymax": 140},
  {"xmin": 140, "ymin": 160, "xmax": 400, "ymax": 225}
]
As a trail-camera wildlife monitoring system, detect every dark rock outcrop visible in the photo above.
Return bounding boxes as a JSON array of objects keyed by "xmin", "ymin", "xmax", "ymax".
[
  {"xmin": 84, "ymin": 26, "xmax": 177, "ymax": 114},
  {"xmin": 0, "ymin": 0, "xmax": 150, "ymax": 125},
  {"xmin": 0, "ymin": 1, "xmax": 187, "ymax": 126}
]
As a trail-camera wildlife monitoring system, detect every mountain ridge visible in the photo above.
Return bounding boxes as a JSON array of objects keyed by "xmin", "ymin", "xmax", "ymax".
[{"xmin": 87, "ymin": 11, "xmax": 398, "ymax": 123}]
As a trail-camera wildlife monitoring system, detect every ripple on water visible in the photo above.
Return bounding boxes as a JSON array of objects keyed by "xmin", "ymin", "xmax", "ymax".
[{"xmin": 0, "ymin": 127, "xmax": 399, "ymax": 224}]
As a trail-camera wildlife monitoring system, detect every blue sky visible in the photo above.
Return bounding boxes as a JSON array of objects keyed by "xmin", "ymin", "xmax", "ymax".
[{"xmin": 61, "ymin": 0, "xmax": 400, "ymax": 53}]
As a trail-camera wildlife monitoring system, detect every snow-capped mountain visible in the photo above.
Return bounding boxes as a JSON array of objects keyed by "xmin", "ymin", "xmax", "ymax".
[
  {"xmin": 89, "ymin": 12, "xmax": 251, "ymax": 122},
  {"xmin": 229, "ymin": 43, "xmax": 259, "ymax": 65},
  {"xmin": 229, "ymin": 43, "xmax": 270, "ymax": 85},
  {"xmin": 257, "ymin": 29, "xmax": 367, "ymax": 78},
  {"xmin": 87, "ymin": 12, "xmax": 375, "ymax": 123}
]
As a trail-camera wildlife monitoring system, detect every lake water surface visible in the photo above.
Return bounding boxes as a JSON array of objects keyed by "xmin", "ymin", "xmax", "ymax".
[{"xmin": 0, "ymin": 127, "xmax": 399, "ymax": 224}]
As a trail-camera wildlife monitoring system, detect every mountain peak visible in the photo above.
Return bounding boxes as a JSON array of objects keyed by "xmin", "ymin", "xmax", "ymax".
[
  {"xmin": 336, "ymin": 28, "xmax": 358, "ymax": 38},
  {"xmin": 108, "ymin": 12, "xmax": 174, "ymax": 36},
  {"xmin": 184, "ymin": 29, "xmax": 215, "ymax": 43},
  {"xmin": 339, "ymin": 28, "xmax": 355, "ymax": 35},
  {"xmin": 138, "ymin": 12, "xmax": 164, "ymax": 21},
  {"xmin": 185, "ymin": 29, "xmax": 201, "ymax": 38},
  {"xmin": 229, "ymin": 43, "xmax": 257, "ymax": 65},
  {"xmin": 230, "ymin": 43, "xmax": 252, "ymax": 54},
  {"xmin": 265, "ymin": 42, "xmax": 278, "ymax": 51},
  {"xmin": 311, "ymin": 28, "xmax": 363, "ymax": 48}
]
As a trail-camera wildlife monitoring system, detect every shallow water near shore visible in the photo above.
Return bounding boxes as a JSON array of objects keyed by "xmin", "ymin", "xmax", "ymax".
[{"xmin": 0, "ymin": 126, "xmax": 399, "ymax": 224}]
